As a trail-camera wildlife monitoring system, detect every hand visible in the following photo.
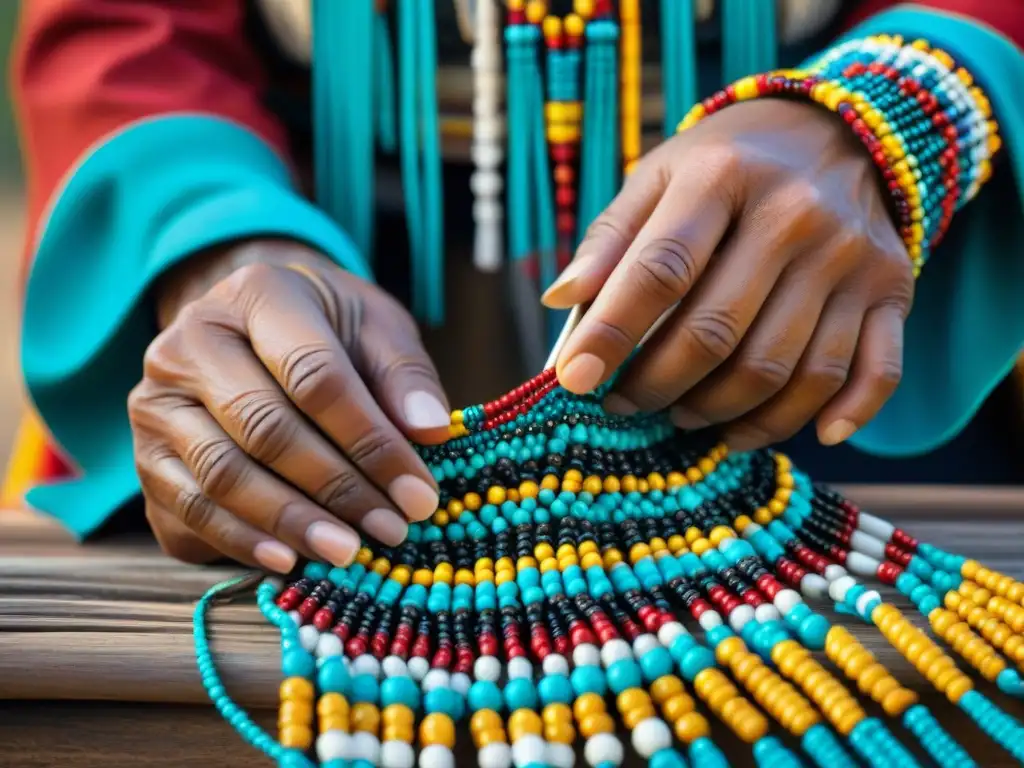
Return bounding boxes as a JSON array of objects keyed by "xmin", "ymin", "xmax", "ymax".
[
  {"xmin": 129, "ymin": 239, "xmax": 450, "ymax": 572},
  {"xmin": 543, "ymin": 99, "xmax": 914, "ymax": 451}
]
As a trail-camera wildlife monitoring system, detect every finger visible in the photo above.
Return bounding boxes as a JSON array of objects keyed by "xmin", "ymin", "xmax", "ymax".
[
  {"xmin": 355, "ymin": 293, "xmax": 452, "ymax": 445},
  {"xmin": 720, "ymin": 293, "xmax": 863, "ymax": 451},
  {"xmin": 555, "ymin": 173, "xmax": 735, "ymax": 394},
  {"xmin": 816, "ymin": 302, "xmax": 904, "ymax": 446},
  {"xmin": 155, "ymin": 401, "xmax": 383, "ymax": 564},
  {"xmin": 664, "ymin": 266, "xmax": 832, "ymax": 429},
  {"xmin": 241, "ymin": 268, "xmax": 440, "ymax": 521},
  {"xmin": 609, "ymin": 217, "xmax": 792, "ymax": 412},
  {"xmin": 541, "ymin": 156, "xmax": 670, "ymax": 309},
  {"xmin": 138, "ymin": 448, "xmax": 298, "ymax": 572}
]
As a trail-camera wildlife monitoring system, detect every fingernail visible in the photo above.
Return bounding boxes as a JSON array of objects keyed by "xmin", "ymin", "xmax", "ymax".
[
  {"xmin": 403, "ymin": 390, "xmax": 451, "ymax": 430},
  {"xmin": 820, "ymin": 419, "xmax": 857, "ymax": 446},
  {"xmin": 670, "ymin": 406, "xmax": 710, "ymax": 430},
  {"xmin": 604, "ymin": 393, "xmax": 638, "ymax": 416},
  {"xmin": 541, "ymin": 260, "xmax": 587, "ymax": 306},
  {"xmin": 305, "ymin": 522, "xmax": 360, "ymax": 566},
  {"xmin": 559, "ymin": 353, "xmax": 605, "ymax": 393},
  {"xmin": 360, "ymin": 508, "xmax": 409, "ymax": 546},
  {"xmin": 389, "ymin": 474, "xmax": 440, "ymax": 521},
  {"xmin": 253, "ymin": 540, "xmax": 298, "ymax": 573}
]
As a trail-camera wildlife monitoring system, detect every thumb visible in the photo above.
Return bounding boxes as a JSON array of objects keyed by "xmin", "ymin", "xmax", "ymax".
[
  {"xmin": 542, "ymin": 159, "xmax": 668, "ymax": 309},
  {"xmin": 357, "ymin": 296, "xmax": 452, "ymax": 445}
]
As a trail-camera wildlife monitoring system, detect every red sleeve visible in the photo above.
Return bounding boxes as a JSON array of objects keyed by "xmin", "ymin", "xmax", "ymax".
[
  {"xmin": 844, "ymin": 0, "xmax": 1024, "ymax": 47},
  {"xmin": 12, "ymin": 0, "xmax": 294, "ymax": 263}
]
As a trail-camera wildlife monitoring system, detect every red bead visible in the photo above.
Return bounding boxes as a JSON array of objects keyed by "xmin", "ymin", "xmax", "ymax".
[
  {"xmin": 312, "ymin": 608, "xmax": 335, "ymax": 631},
  {"xmin": 555, "ymin": 186, "xmax": 576, "ymax": 207},
  {"xmin": 877, "ymin": 562, "xmax": 903, "ymax": 585}
]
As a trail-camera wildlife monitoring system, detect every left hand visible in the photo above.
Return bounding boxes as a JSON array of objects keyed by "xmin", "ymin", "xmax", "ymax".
[{"xmin": 543, "ymin": 99, "xmax": 914, "ymax": 450}]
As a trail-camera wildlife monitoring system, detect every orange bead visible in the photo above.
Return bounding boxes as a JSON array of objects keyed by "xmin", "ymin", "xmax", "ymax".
[{"xmin": 279, "ymin": 724, "xmax": 314, "ymax": 749}]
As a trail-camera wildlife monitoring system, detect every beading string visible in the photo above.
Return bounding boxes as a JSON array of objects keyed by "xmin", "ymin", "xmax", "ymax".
[{"xmin": 197, "ymin": 366, "xmax": 1024, "ymax": 767}]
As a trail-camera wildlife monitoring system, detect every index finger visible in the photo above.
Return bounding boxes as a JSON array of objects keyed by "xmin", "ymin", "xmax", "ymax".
[{"xmin": 555, "ymin": 172, "xmax": 734, "ymax": 394}]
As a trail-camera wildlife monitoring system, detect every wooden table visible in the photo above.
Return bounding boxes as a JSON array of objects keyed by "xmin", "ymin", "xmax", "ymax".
[{"xmin": 3, "ymin": 487, "xmax": 1024, "ymax": 767}]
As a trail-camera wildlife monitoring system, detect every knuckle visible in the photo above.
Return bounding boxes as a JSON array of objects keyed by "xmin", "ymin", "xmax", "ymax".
[
  {"xmin": 187, "ymin": 438, "xmax": 248, "ymax": 499},
  {"xmin": 174, "ymin": 487, "xmax": 219, "ymax": 533},
  {"xmin": 683, "ymin": 308, "xmax": 742, "ymax": 363},
  {"xmin": 699, "ymin": 142, "xmax": 744, "ymax": 179},
  {"xmin": 373, "ymin": 355, "xmax": 438, "ymax": 390},
  {"xmin": 224, "ymin": 391, "xmax": 298, "ymax": 465},
  {"xmin": 738, "ymin": 355, "xmax": 795, "ymax": 391},
  {"xmin": 804, "ymin": 357, "xmax": 851, "ymax": 392},
  {"xmin": 768, "ymin": 179, "xmax": 828, "ymax": 234},
  {"xmin": 346, "ymin": 425, "xmax": 395, "ymax": 468},
  {"xmin": 280, "ymin": 344, "xmax": 344, "ymax": 412},
  {"xmin": 316, "ymin": 470, "xmax": 364, "ymax": 512},
  {"xmin": 868, "ymin": 358, "xmax": 903, "ymax": 391},
  {"xmin": 141, "ymin": 332, "xmax": 181, "ymax": 381},
  {"xmin": 631, "ymin": 238, "xmax": 699, "ymax": 301},
  {"xmin": 582, "ymin": 214, "xmax": 631, "ymax": 249}
]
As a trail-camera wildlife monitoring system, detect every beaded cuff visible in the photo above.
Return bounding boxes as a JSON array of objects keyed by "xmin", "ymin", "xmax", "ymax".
[
  {"xmin": 195, "ymin": 373, "xmax": 1024, "ymax": 768},
  {"xmin": 679, "ymin": 35, "xmax": 1002, "ymax": 276}
]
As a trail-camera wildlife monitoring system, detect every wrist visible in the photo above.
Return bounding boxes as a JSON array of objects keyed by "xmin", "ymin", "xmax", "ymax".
[{"xmin": 155, "ymin": 239, "xmax": 337, "ymax": 329}]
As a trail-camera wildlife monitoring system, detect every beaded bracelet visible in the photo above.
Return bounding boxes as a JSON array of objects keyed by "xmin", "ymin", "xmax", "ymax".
[{"xmin": 679, "ymin": 35, "xmax": 1001, "ymax": 276}]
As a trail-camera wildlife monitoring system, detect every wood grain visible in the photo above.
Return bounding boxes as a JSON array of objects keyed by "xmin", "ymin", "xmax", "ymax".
[{"xmin": 2, "ymin": 489, "xmax": 1024, "ymax": 766}]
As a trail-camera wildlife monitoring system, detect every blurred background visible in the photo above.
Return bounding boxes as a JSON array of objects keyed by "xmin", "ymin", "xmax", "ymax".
[{"xmin": 0, "ymin": 4, "xmax": 24, "ymax": 477}]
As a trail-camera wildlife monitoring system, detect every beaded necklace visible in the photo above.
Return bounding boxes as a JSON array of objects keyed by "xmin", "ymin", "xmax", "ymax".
[{"xmin": 197, "ymin": 370, "xmax": 1024, "ymax": 767}]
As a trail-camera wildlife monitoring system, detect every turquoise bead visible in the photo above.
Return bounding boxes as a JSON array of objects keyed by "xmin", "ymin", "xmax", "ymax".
[
  {"xmin": 468, "ymin": 680, "xmax": 504, "ymax": 712},
  {"xmin": 504, "ymin": 678, "xmax": 539, "ymax": 710}
]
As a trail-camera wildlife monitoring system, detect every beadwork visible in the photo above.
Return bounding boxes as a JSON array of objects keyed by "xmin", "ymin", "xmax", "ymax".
[
  {"xmin": 197, "ymin": 370, "xmax": 1024, "ymax": 768},
  {"xmin": 680, "ymin": 35, "xmax": 1001, "ymax": 275}
]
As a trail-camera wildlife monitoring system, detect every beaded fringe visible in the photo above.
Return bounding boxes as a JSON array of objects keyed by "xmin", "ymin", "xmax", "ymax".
[{"xmin": 197, "ymin": 370, "xmax": 1024, "ymax": 768}]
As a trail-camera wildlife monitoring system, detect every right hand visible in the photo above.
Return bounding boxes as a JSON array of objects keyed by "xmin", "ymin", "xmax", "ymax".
[{"xmin": 129, "ymin": 240, "xmax": 451, "ymax": 572}]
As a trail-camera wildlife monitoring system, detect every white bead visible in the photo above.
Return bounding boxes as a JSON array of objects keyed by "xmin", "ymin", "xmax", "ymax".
[
  {"xmin": 298, "ymin": 624, "xmax": 320, "ymax": 652},
  {"xmin": 475, "ymin": 656, "xmax": 502, "ymax": 682},
  {"xmin": 716, "ymin": 536, "xmax": 737, "ymax": 549},
  {"xmin": 847, "ymin": 552, "xmax": 881, "ymax": 578},
  {"xmin": 478, "ymin": 742, "xmax": 513, "ymax": 768},
  {"xmin": 511, "ymin": 735, "xmax": 547, "ymax": 768},
  {"xmin": 351, "ymin": 654, "xmax": 381, "ymax": 679},
  {"xmin": 698, "ymin": 611, "xmax": 723, "ymax": 630},
  {"xmin": 471, "ymin": 144, "xmax": 503, "ymax": 168},
  {"xmin": 856, "ymin": 590, "xmax": 881, "ymax": 617},
  {"xmin": 740, "ymin": 522, "xmax": 762, "ymax": 539},
  {"xmin": 507, "ymin": 657, "xmax": 533, "ymax": 680},
  {"xmin": 421, "ymin": 669, "xmax": 450, "ymax": 693},
  {"xmin": 754, "ymin": 604, "xmax": 781, "ymax": 623},
  {"xmin": 600, "ymin": 639, "xmax": 633, "ymax": 668},
  {"xmin": 470, "ymin": 171, "xmax": 503, "ymax": 196},
  {"xmin": 419, "ymin": 743, "xmax": 456, "ymax": 768},
  {"xmin": 632, "ymin": 634, "xmax": 660, "ymax": 658},
  {"xmin": 408, "ymin": 657, "xmax": 430, "ymax": 681},
  {"xmin": 316, "ymin": 730, "xmax": 351, "ymax": 761},
  {"xmin": 450, "ymin": 672, "xmax": 472, "ymax": 697},
  {"xmin": 801, "ymin": 574, "xmax": 830, "ymax": 599},
  {"xmin": 473, "ymin": 200, "xmax": 503, "ymax": 223},
  {"xmin": 823, "ymin": 564, "xmax": 848, "ymax": 582},
  {"xmin": 542, "ymin": 654, "xmax": 570, "ymax": 677},
  {"xmin": 856, "ymin": 512, "xmax": 895, "ymax": 542},
  {"xmin": 584, "ymin": 733, "xmax": 624, "ymax": 767},
  {"xmin": 828, "ymin": 575, "xmax": 857, "ymax": 603},
  {"xmin": 381, "ymin": 740, "xmax": 416, "ymax": 768},
  {"xmin": 382, "ymin": 655, "xmax": 410, "ymax": 678},
  {"xmin": 631, "ymin": 718, "xmax": 672, "ymax": 758},
  {"xmin": 287, "ymin": 610, "xmax": 302, "ymax": 626},
  {"xmin": 262, "ymin": 576, "xmax": 284, "ymax": 592},
  {"xmin": 573, "ymin": 643, "xmax": 601, "ymax": 668},
  {"xmin": 546, "ymin": 743, "xmax": 576, "ymax": 768},
  {"xmin": 728, "ymin": 604, "xmax": 755, "ymax": 632},
  {"xmin": 350, "ymin": 732, "xmax": 381, "ymax": 764},
  {"xmin": 315, "ymin": 633, "xmax": 344, "ymax": 659},
  {"xmin": 773, "ymin": 589, "xmax": 802, "ymax": 615},
  {"xmin": 657, "ymin": 622, "xmax": 688, "ymax": 647},
  {"xmin": 849, "ymin": 530, "xmax": 885, "ymax": 560}
]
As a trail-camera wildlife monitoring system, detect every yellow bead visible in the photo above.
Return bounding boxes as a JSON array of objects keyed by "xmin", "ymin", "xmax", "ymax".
[
  {"xmin": 455, "ymin": 568, "xmax": 475, "ymax": 586},
  {"xmin": 686, "ymin": 467, "xmax": 703, "ymax": 483},
  {"xmin": 691, "ymin": 538, "xmax": 711, "ymax": 556},
  {"xmin": 616, "ymin": 688, "xmax": 651, "ymax": 713},
  {"xmin": 413, "ymin": 569, "xmax": 433, "ymax": 587},
  {"xmin": 356, "ymin": 547, "xmax": 373, "ymax": 566},
  {"xmin": 716, "ymin": 636, "xmax": 747, "ymax": 665},
  {"xmin": 708, "ymin": 526, "xmax": 735, "ymax": 546},
  {"xmin": 545, "ymin": 722, "xmax": 576, "ymax": 744},
  {"xmin": 629, "ymin": 543, "xmax": 652, "ymax": 563},
  {"xmin": 382, "ymin": 723, "xmax": 414, "ymax": 742},
  {"xmin": 371, "ymin": 557, "xmax": 391, "ymax": 576},
  {"xmin": 519, "ymin": 480, "xmax": 540, "ymax": 499},
  {"xmin": 650, "ymin": 675, "xmax": 684, "ymax": 704},
  {"xmin": 534, "ymin": 542, "xmax": 555, "ymax": 561},
  {"xmin": 470, "ymin": 709, "xmax": 503, "ymax": 735},
  {"xmin": 580, "ymin": 552, "xmax": 603, "ymax": 569},
  {"xmin": 420, "ymin": 713, "xmax": 456, "ymax": 748},
  {"xmin": 573, "ymin": 693, "xmax": 606, "ymax": 721},
  {"xmin": 648, "ymin": 472, "xmax": 666, "ymax": 491},
  {"xmin": 508, "ymin": 709, "xmax": 544, "ymax": 741},
  {"xmin": 564, "ymin": 13, "xmax": 586, "ymax": 37},
  {"xmin": 623, "ymin": 705, "xmax": 657, "ymax": 728},
  {"xmin": 662, "ymin": 692, "xmax": 696, "ymax": 722},
  {"xmin": 667, "ymin": 535, "xmax": 687, "ymax": 553},
  {"xmin": 350, "ymin": 703, "xmax": 380, "ymax": 733},
  {"xmin": 279, "ymin": 699, "xmax": 314, "ymax": 726},
  {"xmin": 603, "ymin": 549, "xmax": 623, "ymax": 567},
  {"xmin": 542, "ymin": 703, "xmax": 573, "ymax": 725},
  {"xmin": 603, "ymin": 476, "xmax": 621, "ymax": 493},
  {"xmin": 666, "ymin": 471, "xmax": 687, "ymax": 488},
  {"xmin": 279, "ymin": 724, "xmax": 314, "ymax": 749},
  {"xmin": 280, "ymin": 677, "xmax": 315, "ymax": 702},
  {"xmin": 579, "ymin": 712, "xmax": 616, "ymax": 737},
  {"xmin": 390, "ymin": 565, "xmax": 411, "ymax": 586},
  {"xmin": 382, "ymin": 704, "xmax": 414, "ymax": 726},
  {"xmin": 673, "ymin": 711, "xmax": 710, "ymax": 743},
  {"xmin": 542, "ymin": 15, "xmax": 562, "ymax": 38},
  {"xmin": 583, "ymin": 475, "xmax": 603, "ymax": 495},
  {"xmin": 320, "ymin": 713, "xmax": 350, "ymax": 733},
  {"xmin": 525, "ymin": 1, "xmax": 547, "ymax": 24},
  {"xmin": 433, "ymin": 563, "xmax": 454, "ymax": 584},
  {"xmin": 464, "ymin": 492, "xmax": 482, "ymax": 511},
  {"xmin": 753, "ymin": 507, "xmax": 773, "ymax": 525}
]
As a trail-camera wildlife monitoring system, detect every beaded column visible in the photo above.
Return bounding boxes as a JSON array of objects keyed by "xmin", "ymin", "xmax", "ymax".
[
  {"xmin": 471, "ymin": 0, "xmax": 506, "ymax": 273},
  {"xmin": 620, "ymin": 0, "xmax": 642, "ymax": 176}
]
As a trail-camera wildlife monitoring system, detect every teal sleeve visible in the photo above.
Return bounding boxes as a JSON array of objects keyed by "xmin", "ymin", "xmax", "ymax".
[
  {"xmin": 21, "ymin": 114, "xmax": 372, "ymax": 539},
  {"xmin": 825, "ymin": 7, "xmax": 1024, "ymax": 458}
]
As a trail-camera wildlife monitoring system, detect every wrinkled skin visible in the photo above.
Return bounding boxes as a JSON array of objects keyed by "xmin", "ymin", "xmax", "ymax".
[
  {"xmin": 133, "ymin": 100, "xmax": 913, "ymax": 569},
  {"xmin": 544, "ymin": 99, "xmax": 914, "ymax": 452},
  {"xmin": 131, "ymin": 240, "xmax": 452, "ymax": 572}
]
